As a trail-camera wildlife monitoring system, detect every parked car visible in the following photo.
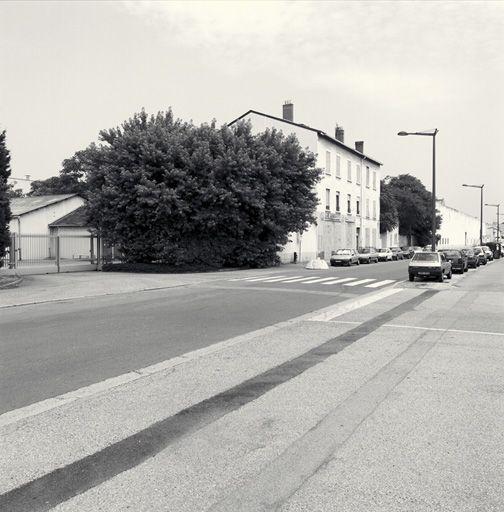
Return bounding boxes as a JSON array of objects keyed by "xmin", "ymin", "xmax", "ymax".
[
  {"xmin": 377, "ymin": 248, "xmax": 393, "ymax": 261},
  {"xmin": 330, "ymin": 249, "xmax": 359, "ymax": 266},
  {"xmin": 461, "ymin": 248, "xmax": 479, "ymax": 269},
  {"xmin": 472, "ymin": 246, "xmax": 487, "ymax": 265},
  {"xmin": 482, "ymin": 245, "xmax": 494, "ymax": 261},
  {"xmin": 400, "ymin": 246, "xmax": 412, "ymax": 259},
  {"xmin": 390, "ymin": 247, "xmax": 404, "ymax": 260},
  {"xmin": 408, "ymin": 251, "xmax": 452, "ymax": 282},
  {"xmin": 485, "ymin": 242, "xmax": 502, "ymax": 259},
  {"xmin": 357, "ymin": 247, "xmax": 379, "ymax": 264},
  {"xmin": 439, "ymin": 249, "xmax": 467, "ymax": 274}
]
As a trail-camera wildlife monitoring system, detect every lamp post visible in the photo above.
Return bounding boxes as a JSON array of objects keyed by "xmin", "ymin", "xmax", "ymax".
[
  {"xmin": 485, "ymin": 203, "xmax": 500, "ymax": 242},
  {"xmin": 462, "ymin": 184, "xmax": 484, "ymax": 245},
  {"xmin": 398, "ymin": 129, "xmax": 439, "ymax": 251}
]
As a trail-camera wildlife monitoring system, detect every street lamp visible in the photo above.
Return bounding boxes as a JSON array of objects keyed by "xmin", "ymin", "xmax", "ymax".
[
  {"xmin": 462, "ymin": 184, "xmax": 484, "ymax": 245},
  {"xmin": 485, "ymin": 203, "xmax": 500, "ymax": 242},
  {"xmin": 398, "ymin": 129, "xmax": 439, "ymax": 251}
]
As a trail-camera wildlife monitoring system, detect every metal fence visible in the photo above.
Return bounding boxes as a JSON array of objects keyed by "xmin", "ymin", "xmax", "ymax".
[{"xmin": 1, "ymin": 234, "xmax": 119, "ymax": 273}]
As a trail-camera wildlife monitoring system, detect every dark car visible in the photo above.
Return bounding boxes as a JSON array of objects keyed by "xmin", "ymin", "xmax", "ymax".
[
  {"xmin": 461, "ymin": 248, "xmax": 479, "ymax": 269},
  {"xmin": 408, "ymin": 251, "xmax": 452, "ymax": 282},
  {"xmin": 390, "ymin": 247, "xmax": 404, "ymax": 260},
  {"xmin": 485, "ymin": 242, "xmax": 502, "ymax": 259},
  {"xmin": 439, "ymin": 249, "xmax": 467, "ymax": 274},
  {"xmin": 473, "ymin": 246, "xmax": 487, "ymax": 265}
]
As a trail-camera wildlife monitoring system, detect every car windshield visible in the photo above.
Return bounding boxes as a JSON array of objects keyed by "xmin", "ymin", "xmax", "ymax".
[
  {"xmin": 412, "ymin": 253, "xmax": 439, "ymax": 262},
  {"xmin": 360, "ymin": 248, "xmax": 370, "ymax": 253},
  {"xmin": 482, "ymin": 246, "xmax": 490, "ymax": 251},
  {"xmin": 473, "ymin": 247, "xmax": 482, "ymax": 254},
  {"xmin": 378, "ymin": 249, "xmax": 388, "ymax": 252},
  {"xmin": 464, "ymin": 250, "xmax": 474, "ymax": 256},
  {"xmin": 442, "ymin": 251, "xmax": 461, "ymax": 257},
  {"xmin": 336, "ymin": 249, "xmax": 351, "ymax": 255}
]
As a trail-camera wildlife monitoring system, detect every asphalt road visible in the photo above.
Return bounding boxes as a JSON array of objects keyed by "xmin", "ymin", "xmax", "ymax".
[{"xmin": 0, "ymin": 260, "xmax": 405, "ymax": 415}]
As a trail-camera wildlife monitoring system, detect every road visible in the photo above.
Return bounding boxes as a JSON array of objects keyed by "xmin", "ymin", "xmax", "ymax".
[
  {"xmin": 1, "ymin": 259, "xmax": 503, "ymax": 512},
  {"xmin": 0, "ymin": 260, "xmax": 409, "ymax": 414}
]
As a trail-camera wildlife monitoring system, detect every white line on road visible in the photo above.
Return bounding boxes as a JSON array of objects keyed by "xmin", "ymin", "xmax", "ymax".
[
  {"xmin": 308, "ymin": 287, "xmax": 403, "ymax": 322},
  {"xmin": 280, "ymin": 276, "xmax": 323, "ymax": 283},
  {"xmin": 242, "ymin": 275, "xmax": 287, "ymax": 282},
  {"xmin": 365, "ymin": 279, "xmax": 396, "ymax": 288},
  {"xmin": 264, "ymin": 276, "xmax": 303, "ymax": 283},
  {"xmin": 343, "ymin": 279, "xmax": 376, "ymax": 287},
  {"xmin": 321, "ymin": 278, "xmax": 357, "ymax": 285},
  {"xmin": 300, "ymin": 277, "xmax": 340, "ymax": 284}
]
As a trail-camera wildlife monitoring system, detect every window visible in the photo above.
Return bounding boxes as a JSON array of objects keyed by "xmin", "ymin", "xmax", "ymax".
[
  {"xmin": 347, "ymin": 194, "xmax": 351, "ymax": 214},
  {"xmin": 366, "ymin": 166, "xmax": 370, "ymax": 188},
  {"xmin": 336, "ymin": 155, "xmax": 341, "ymax": 178},
  {"xmin": 366, "ymin": 198, "xmax": 370, "ymax": 218},
  {"xmin": 325, "ymin": 188, "xmax": 330, "ymax": 210},
  {"xmin": 347, "ymin": 160, "xmax": 352, "ymax": 182},
  {"xmin": 372, "ymin": 200, "xmax": 376, "ymax": 219},
  {"xmin": 325, "ymin": 151, "xmax": 331, "ymax": 175},
  {"xmin": 356, "ymin": 197, "xmax": 360, "ymax": 215},
  {"xmin": 356, "ymin": 164, "xmax": 361, "ymax": 185},
  {"xmin": 335, "ymin": 191, "xmax": 340, "ymax": 212},
  {"xmin": 373, "ymin": 170, "xmax": 376, "ymax": 190}
]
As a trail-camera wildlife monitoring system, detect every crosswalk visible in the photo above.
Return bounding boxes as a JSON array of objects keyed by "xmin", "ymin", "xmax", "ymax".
[{"xmin": 228, "ymin": 274, "xmax": 397, "ymax": 289}]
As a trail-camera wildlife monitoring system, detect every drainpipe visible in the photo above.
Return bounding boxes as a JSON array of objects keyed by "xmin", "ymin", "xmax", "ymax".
[{"xmin": 360, "ymin": 156, "xmax": 367, "ymax": 249}]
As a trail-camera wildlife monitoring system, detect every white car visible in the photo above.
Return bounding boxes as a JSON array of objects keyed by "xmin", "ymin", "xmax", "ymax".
[
  {"xmin": 408, "ymin": 251, "xmax": 452, "ymax": 282},
  {"xmin": 377, "ymin": 248, "xmax": 393, "ymax": 262}
]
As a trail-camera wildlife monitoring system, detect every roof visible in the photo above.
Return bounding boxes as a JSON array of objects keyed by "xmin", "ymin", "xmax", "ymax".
[
  {"xmin": 49, "ymin": 206, "xmax": 90, "ymax": 228},
  {"xmin": 10, "ymin": 194, "xmax": 81, "ymax": 216},
  {"xmin": 228, "ymin": 110, "xmax": 382, "ymax": 166}
]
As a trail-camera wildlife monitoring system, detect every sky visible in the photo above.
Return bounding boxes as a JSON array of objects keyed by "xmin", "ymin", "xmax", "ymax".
[{"xmin": 1, "ymin": 0, "xmax": 503, "ymax": 218}]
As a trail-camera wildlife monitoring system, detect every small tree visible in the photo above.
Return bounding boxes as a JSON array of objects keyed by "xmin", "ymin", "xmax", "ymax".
[
  {"xmin": 80, "ymin": 110, "xmax": 321, "ymax": 267},
  {"xmin": 0, "ymin": 130, "xmax": 12, "ymax": 266},
  {"xmin": 387, "ymin": 174, "xmax": 442, "ymax": 246}
]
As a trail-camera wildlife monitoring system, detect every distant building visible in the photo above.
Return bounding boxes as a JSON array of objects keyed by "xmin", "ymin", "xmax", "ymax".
[
  {"xmin": 436, "ymin": 199, "xmax": 482, "ymax": 247},
  {"xmin": 229, "ymin": 102, "xmax": 382, "ymax": 262}
]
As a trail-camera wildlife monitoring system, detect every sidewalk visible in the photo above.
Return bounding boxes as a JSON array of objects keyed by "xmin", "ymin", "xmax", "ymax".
[
  {"xmin": 1, "ymin": 262, "xmax": 503, "ymax": 511},
  {"xmin": 0, "ymin": 267, "xmax": 282, "ymax": 308}
]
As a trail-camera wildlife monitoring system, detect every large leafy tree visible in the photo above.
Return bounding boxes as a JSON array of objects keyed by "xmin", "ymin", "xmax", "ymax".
[
  {"xmin": 80, "ymin": 110, "xmax": 320, "ymax": 267},
  {"xmin": 0, "ymin": 130, "xmax": 12, "ymax": 266},
  {"xmin": 29, "ymin": 151, "xmax": 89, "ymax": 197},
  {"xmin": 379, "ymin": 177, "xmax": 398, "ymax": 233},
  {"xmin": 387, "ymin": 174, "xmax": 442, "ymax": 246}
]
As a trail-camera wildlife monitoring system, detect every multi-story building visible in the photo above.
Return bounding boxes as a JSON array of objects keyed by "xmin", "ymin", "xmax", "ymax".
[{"xmin": 229, "ymin": 102, "xmax": 382, "ymax": 262}]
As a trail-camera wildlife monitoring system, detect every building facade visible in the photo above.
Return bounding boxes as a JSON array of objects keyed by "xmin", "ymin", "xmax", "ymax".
[
  {"xmin": 436, "ymin": 199, "xmax": 482, "ymax": 247},
  {"xmin": 229, "ymin": 104, "xmax": 382, "ymax": 262}
]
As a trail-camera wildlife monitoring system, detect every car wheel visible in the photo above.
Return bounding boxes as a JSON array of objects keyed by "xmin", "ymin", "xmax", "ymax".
[
  {"xmin": 356, "ymin": 260, "xmax": 360, "ymax": 266},
  {"xmin": 437, "ymin": 274, "xmax": 444, "ymax": 282},
  {"xmin": 409, "ymin": 274, "xmax": 414, "ymax": 282}
]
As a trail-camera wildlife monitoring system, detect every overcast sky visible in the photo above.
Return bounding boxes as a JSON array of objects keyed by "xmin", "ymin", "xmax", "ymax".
[{"xmin": 1, "ymin": 0, "xmax": 503, "ymax": 217}]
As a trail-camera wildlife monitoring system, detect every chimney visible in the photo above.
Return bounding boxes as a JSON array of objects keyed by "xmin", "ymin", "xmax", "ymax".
[
  {"xmin": 355, "ymin": 141, "xmax": 364, "ymax": 153},
  {"xmin": 25, "ymin": 174, "xmax": 31, "ymax": 181},
  {"xmin": 282, "ymin": 100, "xmax": 293, "ymax": 122},
  {"xmin": 335, "ymin": 124, "xmax": 345, "ymax": 143}
]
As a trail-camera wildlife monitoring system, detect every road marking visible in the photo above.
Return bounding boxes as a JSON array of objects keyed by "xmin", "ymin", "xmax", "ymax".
[
  {"xmin": 280, "ymin": 276, "xmax": 322, "ymax": 283},
  {"xmin": 264, "ymin": 275, "xmax": 303, "ymax": 283},
  {"xmin": 228, "ymin": 275, "xmax": 264, "ymax": 281},
  {"xmin": 328, "ymin": 320, "xmax": 504, "ymax": 337},
  {"xmin": 343, "ymin": 278, "xmax": 376, "ymax": 287},
  {"xmin": 242, "ymin": 275, "xmax": 287, "ymax": 282},
  {"xmin": 365, "ymin": 279, "xmax": 396, "ymax": 288},
  {"xmin": 300, "ymin": 277, "xmax": 339, "ymax": 284},
  {"xmin": 308, "ymin": 287, "xmax": 403, "ymax": 322},
  {"xmin": 321, "ymin": 278, "xmax": 357, "ymax": 285}
]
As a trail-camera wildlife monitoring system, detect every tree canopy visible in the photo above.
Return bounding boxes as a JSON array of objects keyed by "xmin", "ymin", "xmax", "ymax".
[
  {"xmin": 0, "ymin": 130, "xmax": 12, "ymax": 265},
  {"xmin": 385, "ymin": 174, "xmax": 442, "ymax": 246},
  {"xmin": 379, "ymin": 178, "xmax": 399, "ymax": 233},
  {"xmin": 76, "ymin": 110, "xmax": 320, "ymax": 267}
]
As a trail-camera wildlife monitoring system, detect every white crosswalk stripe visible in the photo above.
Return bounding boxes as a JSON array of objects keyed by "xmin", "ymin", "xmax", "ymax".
[
  {"xmin": 365, "ymin": 279, "xmax": 396, "ymax": 288},
  {"xmin": 343, "ymin": 279, "xmax": 376, "ymax": 287},
  {"xmin": 264, "ymin": 275, "xmax": 303, "ymax": 283},
  {"xmin": 300, "ymin": 277, "xmax": 340, "ymax": 284},
  {"xmin": 321, "ymin": 278, "xmax": 357, "ymax": 285},
  {"xmin": 242, "ymin": 275, "xmax": 287, "ymax": 282},
  {"xmin": 279, "ymin": 276, "xmax": 322, "ymax": 283}
]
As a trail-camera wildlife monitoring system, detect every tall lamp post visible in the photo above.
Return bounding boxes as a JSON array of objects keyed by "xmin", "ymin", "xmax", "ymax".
[
  {"xmin": 485, "ymin": 203, "xmax": 500, "ymax": 242},
  {"xmin": 462, "ymin": 184, "xmax": 484, "ymax": 245},
  {"xmin": 398, "ymin": 129, "xmax": 439, "ymax": 251}
]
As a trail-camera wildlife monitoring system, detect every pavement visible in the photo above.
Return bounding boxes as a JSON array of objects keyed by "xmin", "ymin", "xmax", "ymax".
[{"xmin": 1, "ymin": 258, "xmax": 503, "ymax": 511}]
